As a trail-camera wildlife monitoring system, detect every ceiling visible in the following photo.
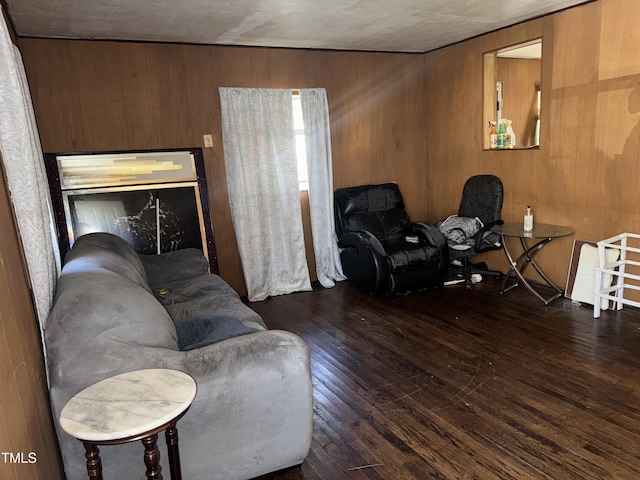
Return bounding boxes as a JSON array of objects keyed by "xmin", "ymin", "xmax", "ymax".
[{"xmin": 5, "ymin": 0, "xmax": 591, "ymax": 53}]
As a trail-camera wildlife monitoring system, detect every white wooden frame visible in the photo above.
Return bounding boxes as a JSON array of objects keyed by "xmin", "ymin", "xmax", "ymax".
[{"xmin": 594, "ymin": 232, "xmax": 640, "ymax": 318}]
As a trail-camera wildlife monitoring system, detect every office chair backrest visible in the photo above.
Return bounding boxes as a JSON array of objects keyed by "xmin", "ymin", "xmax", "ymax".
[{"xmin": 458, "ymin": 175, "xmax": 504, "ymax": 226}]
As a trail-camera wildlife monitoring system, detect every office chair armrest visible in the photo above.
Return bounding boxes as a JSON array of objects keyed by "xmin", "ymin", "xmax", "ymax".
[{"xmin": 474, "ymin": 219, "xmax": 504, "ymax": 252}]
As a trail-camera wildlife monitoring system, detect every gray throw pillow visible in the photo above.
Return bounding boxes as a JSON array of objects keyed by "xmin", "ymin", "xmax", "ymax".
[{"xmin": 175, "ymin": 316, "xmax": 259, "ymax": 351}]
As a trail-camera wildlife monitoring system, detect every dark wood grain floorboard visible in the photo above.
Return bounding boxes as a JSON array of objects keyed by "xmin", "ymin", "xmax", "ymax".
[{"xmin": 250, "ymin": 280, "xmax": 640, "ymax": 479}]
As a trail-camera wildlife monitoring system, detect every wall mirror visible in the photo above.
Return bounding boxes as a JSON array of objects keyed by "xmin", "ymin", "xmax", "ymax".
[
  {"xmin": 483, "ymin": 38, "xmax": 542, "ymax": 150},
  {"xmin": 44, "ymin": 148, "xmax": 218, "ymax": 273}
]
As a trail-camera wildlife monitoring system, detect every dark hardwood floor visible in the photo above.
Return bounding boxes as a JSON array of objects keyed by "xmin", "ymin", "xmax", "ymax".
[{"xmin": 249, "ymin": 279, "xmax": 640, "ymax": 480}]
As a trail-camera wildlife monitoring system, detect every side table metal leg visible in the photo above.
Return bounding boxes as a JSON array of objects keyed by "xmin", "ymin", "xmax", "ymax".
[
  {"xmin": 500, "ymin": 236, "xmax": 562, "ymax": 305},
  {"xmin": 165, "ymin": 423, "xmax": 183, "ymax": 480},
  {"xmin": 142, "ymin": 434, "xmax": 163, "ymax": 480},
  {"xmin": 83, "ymin": 442, "xmax": 103, "ymax": 480},
  {"xmin": 518, "ymin": 237, "xmax": 561, "ymax": 293},
  {"xmin": 499, "ymin": 238, "xmax": 520, "ymax": 293}
]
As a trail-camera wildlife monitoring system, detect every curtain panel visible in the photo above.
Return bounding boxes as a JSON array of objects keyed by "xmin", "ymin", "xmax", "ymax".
[
  {"xmin": 219, "ymin": 87, "xmax": 311, "ymax": 301},
  {"xmin": 300, "ymin": 89, "xmax": 346, "ymax": 287},
  {"xmin": 0, "ymin": 8, "xmax": 60, "ymax": 350}
]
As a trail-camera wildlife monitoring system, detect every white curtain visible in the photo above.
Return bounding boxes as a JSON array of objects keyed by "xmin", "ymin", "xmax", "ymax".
[
  {"xmin": 0, "ymin": 8, "xmax": 61, "ymax": 354},
  {"xmin": 219, "ymin": 87, "xmax": 311, "ymax": 301},
  {"xmin": 300, "ymin": 89, "xmax": 346, "ymax": 287}
]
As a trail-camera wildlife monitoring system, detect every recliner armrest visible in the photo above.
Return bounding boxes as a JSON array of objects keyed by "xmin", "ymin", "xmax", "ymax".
[
  {"xmin": 338, "ymin": 230, "xmax": 387, "ymax": 256},
  {"xmin": 338, "ymin": 231, "xmax": 389, "ymax": 295},
  {"xmin": 412, "ymin": 222, "xmax": 449, "ymax": 275},
  {"xmin": 411, "ymin": 222, "xmax": 446, "ymax": 248}
]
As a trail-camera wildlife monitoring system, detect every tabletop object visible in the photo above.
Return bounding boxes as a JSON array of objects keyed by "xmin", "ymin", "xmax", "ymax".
[
  {"xmin": 491, "ymin": 223, "xmax": 574, "ymax": 305},
  {"xmin": 60, "ymin": 369, "xmax": 197, "ymax": 480}
]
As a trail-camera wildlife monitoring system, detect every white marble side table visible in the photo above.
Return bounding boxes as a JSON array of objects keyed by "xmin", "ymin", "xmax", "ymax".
[{"xmin": 60, "ymin": 369, "xmax": 197, "ymax": 480}]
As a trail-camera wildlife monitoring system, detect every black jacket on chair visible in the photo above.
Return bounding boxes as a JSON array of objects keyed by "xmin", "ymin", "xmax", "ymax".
[{"xmin": 334, "ymin": 183, "xmax": 448, "ymax": 296}]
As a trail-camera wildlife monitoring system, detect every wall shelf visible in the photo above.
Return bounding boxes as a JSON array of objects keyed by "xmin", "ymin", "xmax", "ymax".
[{"xmin": 483, "ymin": 146, "xmax": 540, "ymax": 152}]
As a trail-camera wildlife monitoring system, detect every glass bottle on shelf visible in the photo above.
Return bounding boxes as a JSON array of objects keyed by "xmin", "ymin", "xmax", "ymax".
[
  {"xmin": 497, "ymin": 120, "xmax": 506, "ymax": 149},
  {"xmin": 489, "ymin": 121, "xmax": 498, "ymax": 149},
  {"xmin": 505, "ymin": 120, "xmax": 516, "ymax": 149}
]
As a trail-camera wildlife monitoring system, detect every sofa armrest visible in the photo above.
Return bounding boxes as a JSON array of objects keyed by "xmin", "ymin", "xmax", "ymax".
[
  {"xmin": 50, "ymin": 329, "xmax": 312, "ymax": 480},
  {"xmin": 174, "ymin": 330, "xmax": 312, "ymax": 477}
]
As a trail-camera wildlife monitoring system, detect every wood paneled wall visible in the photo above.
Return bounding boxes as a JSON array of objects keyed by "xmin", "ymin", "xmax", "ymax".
[
  {"xmin": 425, "ymin": 0, "xmax": 640, "ymax": 290},
  {"xmin": 19, "ymin": 40, "xmax": 428, "ymax": 295},
  {"xmin": 17, "ymin": 0, "xmax": 640, "ymax": 296},
  {"xmin": 0, "ymin": 158, "xmax": 63, "ymax": 480},
  {"xmin": 2, "ymin": 1, "xmax": 636, "ymax": 477}
]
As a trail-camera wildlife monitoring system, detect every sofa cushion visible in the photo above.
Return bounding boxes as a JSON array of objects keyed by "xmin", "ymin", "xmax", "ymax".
[
  {"xmin": 139, "ymin": 249, "xmax": 210, "ymax": 288},
  {"xmin": 65, "ymin": 232, "xmax": 151, "ymax": 291},
  {"xmin": 175, "ymin": 315, "xmax": 259, "ymax": 351},
  {"xmin": 149, "ymin": 272, "xmax": 266, "ymax": 329}
]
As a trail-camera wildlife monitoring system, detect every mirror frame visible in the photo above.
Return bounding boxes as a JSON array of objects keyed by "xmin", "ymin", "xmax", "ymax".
[
  {"xmin": 483, "ymin": 38, "xmax": 542, "ymax": 150},
  {"xmin": 44, "ymin": 147, "xmax": 219, "ymax": 273}
]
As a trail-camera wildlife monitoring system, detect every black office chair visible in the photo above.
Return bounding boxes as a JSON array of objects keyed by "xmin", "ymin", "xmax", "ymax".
[
  {"xmin": 334, "ymin": 183, "xmax": 449, "ymax": 296},
  {"xmin": 440, "ymin": 175, "xmax": 504, "ymax": 288}
]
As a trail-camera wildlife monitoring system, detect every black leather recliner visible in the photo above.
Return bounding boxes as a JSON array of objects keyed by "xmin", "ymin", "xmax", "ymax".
[{"xmin": 334, "ymin": 183, "xmax": 449, "ymax": 296}]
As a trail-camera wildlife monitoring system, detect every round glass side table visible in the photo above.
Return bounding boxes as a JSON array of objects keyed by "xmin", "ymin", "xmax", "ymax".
[{"xmin": 491, "ymin": 223, "xmax": 574, "ymax": 305}]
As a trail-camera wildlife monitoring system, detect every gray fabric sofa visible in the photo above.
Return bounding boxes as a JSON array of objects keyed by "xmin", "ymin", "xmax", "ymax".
[{"xmin": 45, "ymin": 232, "xmax": 313, "ymax": 480}]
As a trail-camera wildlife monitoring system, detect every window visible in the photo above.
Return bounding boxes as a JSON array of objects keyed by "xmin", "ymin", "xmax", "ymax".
[{"xmin": 292, "ymin": 93, "xmax": 309, "ymax": 191}]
